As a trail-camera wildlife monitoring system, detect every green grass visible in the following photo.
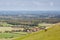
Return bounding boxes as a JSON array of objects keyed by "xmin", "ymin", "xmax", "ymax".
[
  {"xmin": 0, "ymin": 22, "xmax": 13, "ymax": 27},
  {"xmin": 14, "ymin": 23, "xmax": 60, "ymax": 40},
  {"xmin": 0, "ymin": 32, "xmax": 27, "ymax": 38}
]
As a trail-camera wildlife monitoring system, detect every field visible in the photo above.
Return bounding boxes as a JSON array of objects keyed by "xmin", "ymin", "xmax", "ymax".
[
  {"xmin": 0, "ymin": 22, "xmax": 13, "ymax": 27},
  {"xmin": 0, "ymin": 32, "xmax": 27, "ymax": 39},
  {"xmin": 14, "ymin": 23, "xmax": 60, "ymax": 40}
]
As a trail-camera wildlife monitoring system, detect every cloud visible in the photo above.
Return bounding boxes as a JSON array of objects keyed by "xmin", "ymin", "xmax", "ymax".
[
  {"xmin": 50, "ymin": 2, "xmax": 54, "ymax": 6},
  {"xmin": 0, "ymin": 0, "xmax": 60, "ymax": 11}
]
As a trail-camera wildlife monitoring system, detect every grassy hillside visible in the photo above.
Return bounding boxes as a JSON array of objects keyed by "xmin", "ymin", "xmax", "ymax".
[{"xmin": 14, "ymin": 23, "xmax": 60, "ymax": 40}]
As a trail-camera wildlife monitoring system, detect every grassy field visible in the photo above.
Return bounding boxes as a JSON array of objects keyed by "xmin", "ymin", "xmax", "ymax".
[
  {"xmin": 0, "ymin": 32, "xmax": 27, "ymax": 39},
  {"xmin": 14, "ymin": 23, "xmax": 60, "ymax": 40},
  {"xmin": 0, "ymin": 22, "xmax": 13, "ymax": 27}
]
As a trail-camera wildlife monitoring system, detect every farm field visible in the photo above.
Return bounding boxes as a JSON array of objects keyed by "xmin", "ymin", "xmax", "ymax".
[
  {"xmin": 0, "ymin": 32, "xmax": 27, "ymax": 39},
  {"xmin": 14, "ymin": 23, "xmax": 60, "ymax": 40}
]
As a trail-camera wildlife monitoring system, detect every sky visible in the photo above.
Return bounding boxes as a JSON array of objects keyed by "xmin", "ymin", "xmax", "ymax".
[{"xmin": 0, "ymin": 0, "xmax": 60, "ymax": 11}]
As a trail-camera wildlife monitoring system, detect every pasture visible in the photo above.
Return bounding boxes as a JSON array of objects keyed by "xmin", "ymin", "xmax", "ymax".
[{"xmin": 0, "ymin": 32, "xmax": 27, "ymax": 39}]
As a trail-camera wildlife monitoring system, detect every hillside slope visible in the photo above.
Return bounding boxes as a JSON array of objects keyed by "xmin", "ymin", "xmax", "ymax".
[{"xmin": 14, "ymin": 23, "xmax": 60, "ymax": 40}]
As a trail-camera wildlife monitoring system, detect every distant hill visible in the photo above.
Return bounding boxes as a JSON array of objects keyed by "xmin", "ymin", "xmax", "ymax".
[
  {"xmin": 0, "ymin": 11, "xmax": 60, "ymax": 18},
  {"xmin": 0, "ymin": 11, "xmax": 60, "ymax": 24},
  {"xmin": 14, "ymin": 23, "xmax": 60, "ymax": 40}
]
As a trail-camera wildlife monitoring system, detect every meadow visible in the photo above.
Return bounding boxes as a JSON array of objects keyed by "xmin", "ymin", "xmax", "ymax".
[{"xmin": 0, "ymin": 32, "xmax": 27, "ymax": 39}]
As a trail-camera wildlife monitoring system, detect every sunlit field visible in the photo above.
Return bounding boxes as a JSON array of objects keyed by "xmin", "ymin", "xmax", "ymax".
[{"xmin": 0, "ymin": 32, "xmax": 27, "ymax": 39}]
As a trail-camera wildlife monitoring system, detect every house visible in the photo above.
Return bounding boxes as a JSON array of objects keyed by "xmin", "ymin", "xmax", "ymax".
[
  {"xmin": 32, "ymin": 27, "xmax": 40, "ymax": 32},
  {"xmin": 24, "ymin": 27, "xmax": 40, "ymax": 32}
]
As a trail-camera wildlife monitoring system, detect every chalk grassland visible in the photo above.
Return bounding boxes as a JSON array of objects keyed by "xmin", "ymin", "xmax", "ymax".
[{"xmin": 14, "ymin": 23, "xmax": 60, "ymax": 40}]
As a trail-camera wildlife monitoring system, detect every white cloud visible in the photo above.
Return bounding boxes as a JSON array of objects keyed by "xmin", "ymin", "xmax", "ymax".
[
  {"xmin": 50, "ymin": 2, "xmax": 54, "ymax": 6},
  {"xmin": 0, "ymin": 0, "xmax": 59, "ymax": 11}
]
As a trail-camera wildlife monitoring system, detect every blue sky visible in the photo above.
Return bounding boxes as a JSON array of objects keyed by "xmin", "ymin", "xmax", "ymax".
[{"xmin": 0, "ymin": 0, "xmax": 60, "ymax": 11}]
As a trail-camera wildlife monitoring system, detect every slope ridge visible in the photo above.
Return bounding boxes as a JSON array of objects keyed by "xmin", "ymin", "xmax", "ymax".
[{"xmin": 14, "ymin": 23, "xmax": 60, "ymax": 40}]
